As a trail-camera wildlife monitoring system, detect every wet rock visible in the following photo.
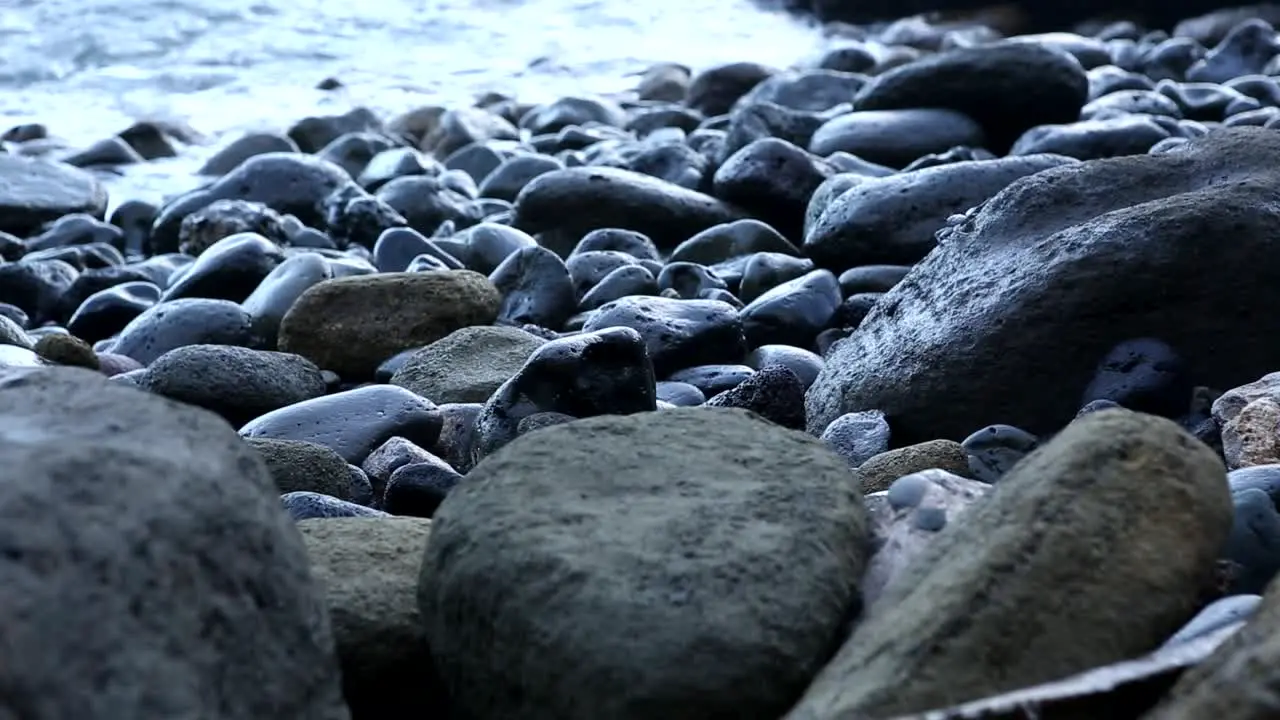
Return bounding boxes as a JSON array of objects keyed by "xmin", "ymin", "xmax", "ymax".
[
  {"xmin": 744, "ymin": 344, "xmax": 823, "ymax": 389},
  {"xmin": 391, "ymin": 325, "xmax": 546, "ymax": 405},
  {"xmin": 61, "ymin": 137, "xmax": 144, "ymax": 168},
  {"xmin": 477, "ymin": 153, "xmax": 563, "ymax": 202},
  {"xmin": 512, "ymin": 166, "xmax": 746, "ymax": 254},
  {"xmin": 25, "ymin": 213, "xmax": 126, "ymax": 254},
  {"xmin": 636, "ymin": 62, "xmax": 692, "ymax": 102},
  {"xmin": 174, "ymin": 199, "xmax": 288, "ymax": 257},
  {"xmin": 1221, "ymin": 488, "xmax": 1280, "ymax": 595},
  {"xmin": 853, "ymin": 42, "xmax": 1089, "ymax": 153},
  {"xmin": 374, "ymin": 175, "xmax": 480, "ymax": 237},
  {"xmin": 1185, "ymin": 18, "xmax": 1280, "ymax": 83},
  {"xmin": 240, "ymin": 252, "xmax": 334, "ymax": 349},
  {"xmin": 361, "ymin": 436, "xmax": 438, "ymax": 503},
  {"xmin": 837, "ymin": 265, "xmax": 910, "ymax": 295},
  {"xmin": 804, "ymin": 154, "xmax": 1074, "ymax": 269},
  {"xmin": 0, "ymin": 314, "xmax": 31, "ymax": 348},
  {"xmin": 277, "ymin": 270, "xmax": 500, "ymax": 379},
  {"xmin": 809, "ymin": 109, "xmax": 985, "ymax": 169},
  {"xmin": 383, "ymin": 459, "xmax": 463, "ymax": 517},
  {"xmin": 66, "ymin": 280, "xmax": 161, "ymax": 344},
  {"xmin": 0, "ymin": 367, "xmax": 347, "ymax": 719},
  {"xmin": 1158, "ymin": 80, "xmax": 1260, "ymax": 121},
  {"xmin": 152, "ymin": 153, "xmax": 354, "ymax": 254},
  {"xmin": 489, "ymin": 246, "xmax": 577, "ymax": 329},
  {"xmin": 421, "ymin": 108, "xmax": 519, "ymax": 159},
  {"xmin": 473, "ymin": 326, "xmax": 657, "ymax": 460},
  {"xmin": 786, "ymin": 410, "xmax": 1232, "ymax": 718},
  {"xmin": 139, "ymin": 344, "xmax": 326, "ymax": 427},
  {"xmin": 712, "ymin": 138, "xmax": 832, "ymax": 239},
  {"xmin": 1011, "ymin": 115, "xmax": 1172, "ymax": 159},
  {"xmin": 357, "ymin": 147, "xmax": 442, "ymax": 192},
  {"xmin": 32, "ymin": 333, "xmax": 98, "ymax": 369},
  {"xmin": 671, "ymin": 218, "xmax": 799, "ymax": 266},
  {"xmin": 109, "ymin": 298, "xmax": 258, "ymax": 366},
  {"xmin": 738, "ymin": 252, "xmax": 815, "ymax": 303},
  {"xmin": 571, "ymin": 227, "xmax": 662, "ymax": 261},
  {"xmin": 821, "ymin": 410, "xmax": 891, "ymax": 467},
  {"xmin": 581, "ymin": 296, "xmax": 746, "ymax": 376},
  {"xmin": 807, "ymin": 128, "xmax": 1280, "ymax": 443},
  {"xmin": 300, "ymin": 517, "xmax": 443, "ymax": 720},
  {"xmin": 740, "ymin": 269, "xmax": 841, "ymax": 349},
  {"xmin": 162, "ymin": 232, "xmax": 285, "ymax": 303},
  {"xmin": 655, "ymin": 380, "xmax": 706, "ymax": 406},
  {"xmin": 197, "ymin": 132, "xmax": 300, "ymax": 176},
  {"xmin": 283, "ymin": 492, "xmax": 388, "ymax": 521},
  {"xmin": 703, "ymin": 364, "xmax": 806, "ymax": 429},
  {"xmin": 247, "ymin": 437, "xmax": 363, "ymax": 501},
  {"xmin": 862, "ymin": 469, "xmax": 991, "ymax": 606},
  {"xmin": 656, "ymin": 261, "xmax": 726, "ymax": 299},
  {"xmin": 856, "ymin": 439, "xmax": 974, "ymax": 494},
  {"xmin": 686, "ymin": 62, "xmax": 776, "ymax": 116},
  {"xmin": 567, "ymin": 251, "xmax": 639, "ymax": 298},
  {"xmin": 0, "ymin": 258, "xmax": 78, "ymax": 325},
  {"xmin": 420, "ymin": 406, "xmax": 867, "ymax": 720},
  {"xmin": 738, "ymin": 69, "xmax": 867, "ymax": 112},
  {"xmin": 316, "ymin": 131, "xmax": 397, "ymax": 180},
  {"xmin": 289, "ymin": 107, "xmax": 382, "ymax": 154},
  {"xmin": 240, "ymin": 384, "xmax": 443, "ymax": 465}
]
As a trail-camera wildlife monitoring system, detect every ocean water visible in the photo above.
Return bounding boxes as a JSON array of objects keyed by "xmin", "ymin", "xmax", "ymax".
[{"xmin": 0, "ymin": 0, "xmax": 833, "ymax": 202}]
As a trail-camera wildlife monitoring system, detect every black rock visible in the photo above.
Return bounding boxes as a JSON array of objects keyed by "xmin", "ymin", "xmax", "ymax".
[
  {"xmin": 56, "ymin": 265, "xmax": 154, "ymax": 324},
  {"xmin": 162, "ymin": 233, "xmax": 285, "ymax": 303},
  {"xmin": 961, "ymin": 424, "xmax": 1040, "ymax": 483},
  {"xmin": 1076, "ymin": 398, "xmax": 1123, "ymax": 418},
  {"xmin": 719, "ymin": 101, "xmax": 836, "ymax": 164},
  {"xmin": 739, "ymin": 69, "xmax": 867, "ymax": 112},
  {"xmin": 657, "ymin": 262, "xmax": 727, "ymax": 300},
  {"xmin": 139, "ymin": 344, "xmax": 328, "ymax": 427},
  {"xmin": 1229, "ymin": 464, "xmax": 1280, "ymax": 506},
  {"xmin": 473, "ymin": 326, "xmax": 657, "ymax": 459},
  {"xmin": 1140, "ymin": 36, "xmax": 1207, "ymax": 83},
  {"xmin": 316, "ymin": 131, "xmax": 398, "ymax": 180},
  {"xmin": 581, "ymin": 295, "xmax": 746, "ymax": 376},
  {"xmin": 281, "ymin": 491, "xmax": 389, "ymax": 521},
  {"xmin": 671, "ymin": 219, "xmax": 799, "ymax": 266},
  {"xmin": 459, "ymin": 222, "xmax": 536, "ymax": 274},
  {"xmin": 580, "ymin": 265, "xmax": 659, "ymax": 311},
  {"xmin": 1222, "ymin": 488, "xmax": 1280, "ymax": 594},
  {"xmin": 357, "ymin": 147, "xmax": 442, "ymax": 192},
  {"xmin": 740, "ymin": 269, "xmax": 841, "ymax": 349},
  {"xmin": 0, "ymin": 303, "xmax": 28, "ymax": 330},
  {"xmin": 489, "ymin": 246, "xmax": 578, "ymax": 330},
  {"xmin": 109, "ymin": 298, "xmax": 259, "ymax": 366},
  {"xmin": 1011, "ymin": 115, "xmax": 1172, "ymax": 159},
  {"xmin": 1186, "ymin": 19, "xmax": 1280, "ymax": 83},
  {"xmin": 444, "ymin": 143, "xmax": 508, "ymax": 185},
  {"xmin": 240, "ymin": 384, "xmax": 443, "ymax": 465},
  {"xmin": 666, "ymin": 364, "xmax": 755, "ymax": 398},
  {"xmin": 1081, "ymin": 338, "xmax": 1191, "ymax": 418},
  {"xmin": 515, "ymin": 411, "xmax": 578, "ymax": 437},
  {"xmin": 626, "ymin": 106, "xmax": 704, "ymax": 138},
  {"xmin": 738, "ymin": 252, "xmax": 816, "ymax": 304},
  {"xmin": 0, "ymin": 258, "xmax": 79, "ymax": 325},
  {"xmin": 686, "ymin": 62, "xmax": 775, "ymax": 117},
  {"xmin": 704, "ymin": 364, "xmax": 807, "ymax": 430},
  {"xmin": 838, "ymin": 265, "xmax": 911, "ymax": 295},
  {"xmin": 570, "ymin": 228, "xmax": 662, "ymax": 261},
  {"xmin": 23, "ymin": 242, "xmax": 122, "ymax": 271},
  {"xmin": 374, "ymin": 175, "xmax": 481, "ymax": 237},
  {"xmin": 383, "ymin": 461, "xmax": 462, "ymax": 517},
  {"xmin": 1087, "ymin": 65, "xmax": 1157, "ymax": 100},
  {"xmin": 197, "ymin": 132, "xmax": 300, "ymax": 176},
  {"xmin": 61, "ymin": 137, "xmax": 144, "ymax": 168},
  {"xmin": 853, "ymin": 42, "xmax": 1089, "ymax": 154},
  {"xmin": 520, "ymin": 96, "xmax": 626, "ymax": 135},
  {"xmin": 745, "ymin": 344, "xmax": 824, "ymax": 389},
  {"xmin": 66, "ymin": 281, "xmax": 161, "ymax": 344},
  {"xmin": 810, "ymin": 109, "xmax": 985, "ymax": 169},
  {"xmin": 566, "ymin": 251, "xmax": 639, "ymax": 299},
  {"xmin": 436, "ymin": 402, "xmax": 483, "ymax": 474},
  {"xmin": 240, "ymin": 252, "xmax": 334, "ymax": 349},
  {"xmin": 477, "ymin": 154, "xmax": 565, "ymax": 203},
  {"xmin": 152, "ymin": 153, "xmax": 355, "ymax": 254},
  {"xmin": 288, "ymin": 107, "xmax": 382, "ymax": 154},
  {"xmin": 900, "ymin": 145, "xmax": 997, "ymax": 172},
  {"xmin": 655, "ymin": 380, "xmax": 706, "ymax": 406},
  {"xmin": 25, "ymin": 213, "xmax": 126, "ymax": 254},
  {"xmin": 713, "ymin": 138, "xmax": 832, "ymax": 240}
]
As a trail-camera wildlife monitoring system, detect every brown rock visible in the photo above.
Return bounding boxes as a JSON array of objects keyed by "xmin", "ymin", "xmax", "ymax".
[{"xmin": 856, "ymin": 439, "xmax": 972, "ymax": 493}]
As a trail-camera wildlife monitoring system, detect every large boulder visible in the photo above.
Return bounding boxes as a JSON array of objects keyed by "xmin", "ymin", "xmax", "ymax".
[
  {"xmin": 808, "ymin": 128, "xmax": 1280, "ymax": 443},
  {"xmin": 419, "ymin": 407, "xmax": 869, "ymax": 720},
  {"xmin": 0, "ymin": 367, "xmax": 348, "ymax": 719},
  {"xmin": 785, "ymin": 409, "xmax": 1232, "ymax": 718}
]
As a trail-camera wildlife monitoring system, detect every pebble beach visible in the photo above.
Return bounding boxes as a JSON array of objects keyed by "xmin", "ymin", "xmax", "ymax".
[{"xmin": 5, "ymin": 1, "xmax": 1280, "ymax": 718}]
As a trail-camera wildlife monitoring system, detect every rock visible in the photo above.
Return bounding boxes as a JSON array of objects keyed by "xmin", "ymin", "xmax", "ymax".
[
  {"xmin": 109, "ymin": 298, "xmax": 258, "ymax": 366},
  {"xmin": 1186, "ymin": 18, "xmax": 1280, "ymax": 83},
  {"xmin": 1214, "ymin": 372, "xmax": 1280, "ymax": 470},
  {"xmin": 240, "ymin": 384, "xmax": 443, "ymax": 465},
  {"xmin": 1221, "ymin": 488, "xmax": 1280, "ymax": 594},
  {"xmin": 247, "ymin": 437, "xmax": 362, "ymax": 501},
  {"xmin": 62, "ymin": 136, "xmax": 144, "ymax": 168},
  {"xmin": 1162, "ymin": 594, "xmax": 1262, "ymax": 647},
  {"xmin": 434, "ymin": 402, "xmax": 482, "ymax": 473},
  {"xmin": 32, "ymin": 333, "xmax": 98, "ymax": 370},
  {"xmin": 806, "ymin": 128, "xmax": 1280, "ymax": 443},
  {"xmin": 390, "ymin": 325, "xmax": 546, "ymax": 404},
  {"xmin": 856, "ymin": 439, "xmax": 974, "ymax": 494},
  {"xmin": 299, "ymin": 518, "xmax": 443, "ymax": 720},
  {"xmin": 739, "ymin": 269, "xmax": 841, "ymax": 349},
  {"xmin": 809, "ymin": 109, "xmax": 985, "ymax": 169},
  {"xmin": 0, "ymin": 313, "xmax": 31, "ymax": 348},
  {"xmin": 473, "ymin": 326, "xmax": 657, "ymax": 460},
  {"xmin": 582, "ymin": 296, "xmax": 746, "ymax": 376},
  {"xmin": 712, "ymin": 138, "xmax": 833, "ymax": 239},
  {"xmin": 0, "ymin": 259, "xmax": 79, "ymax": 325},
  {"xmin": 360, "ymin": 436, "xmax": 438, "ymax": 503},
  {"xmin": 162, "ymin": 232, "xmax": 286, "ymax": 303},
  {"xmin": 821, "ymin": 410, "xmax": 891, "ymax": 467},
  {"xmin": 852, "ymin": 42, "xmax": 1089, "ymax": 153},
  {"xmin": 571, "ymin": 227, "xmax": 661, "ymax": 260},
  {"xmin": 512, "ymin": 167, "xmax": 747, "ymax": 253},
  {"xmin": 738, "ymin": 252, "xmax": 816, "ymax": 303},
  {"xmin": 687, "ymin": 62, "xmax": 776, "ymax": 116},
  {"xmin": 786, "ymin": 409, "xmax": 1232, "ymax": 719},
  {"xmin": 0, "ymin": 367, "xmax": 348, "ymax": 719},
  {"xmin": 1081, "ymin": 337, "xmax": 1192, "ymax": 418},
  {"xmin": 666, "ymin": 364, "xmax": 754, "ymax": 398},
  {"xmin": 862, "ymin": 469, "xmax": 992, "ymax": 606},
  {"xmin": 374, "ymin": 175, "xmax": 480, "ymax": 239},
  {"xmin": 383, "ymin": 460, "xmax": 462, "ymax": 517},
  {"xmin": 283, "ymin": 492, "xmax": 389, "ymax": 521},
  {"xmin": 241, "ymin": 252, "xmax": 335, "ymax": 349},
  {"xmin": 0, "ymin": 155, "xmax": 109, "ymax": 236},
  {"xmin": 277, "ymin": 270, "xmax": 500, "ymax": 380},
  {"xmin": 421, "ymin": 108, "xmax": 518, "ymax": 159},
  {"xmin": 478, "ymin": 153, "xmax": 564, "ymax": 202},
  {"xmin": 175, "ymin": 199, "xmax": 289, "ymax": 257},
  {"xmin": 704, "ymin": 364, "xmax": 806, "ymax": 429},
  {"xmin": 67, "ymin": 281, "xmax": 161, "ymax": 344},
  {"xmin": 962, "ymin": 424, "xmax": 1041, "ymax": 483},
  {"xmin": 1145, "ymin": 574, "xmax": 1280, "ymax": 719},
  {"xmin": 670, "ymin": 218, "xmax": 800, "ymax": 266},
  {"xmin": 151, "ymin": 153, "xmax": 355, "ymax": 254},
  {"xmin": 289, "ymin": 107, "xmax": 382, "ymax": 154},
  {"xmin": 655, "ymin": 380, "xmax": 706, "ymax": 406},
  {"xmin": 804, "ymin": 154, "xmax": 1074, "ymax": 270},
  {"xmin": 198, "ymin": 132, "xmax": 300, "ymax": 176},
  {"xmin": 488, "ymin": 246, "xmax": 577, "ymax": 329},
  {"xmin": 139, "ymin": 344, "xmax": 327, "ymax": 427},
  {"xmin": 837, "ymin": 265, "xmax": 911, "ymax": 295},
  {"xmin": 420, "ymin": 406, "xmax": 868, "ymax": 720},
  {"xmin": 744, "ymin": 344, "xmax": 824, "ymax": 389},
  {"xmin": 1010, "ymin": 115, "xmax": 1173, "ymax": 159}
]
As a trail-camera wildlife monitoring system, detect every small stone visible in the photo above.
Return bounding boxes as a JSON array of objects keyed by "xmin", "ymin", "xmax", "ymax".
[
  {"xmin": 822, "ymin": 410, "xmax": 892, "ymax": 468},
  {"xmin": 857, "ymin": 439, "xmax": 973, "ymax": 494},
  {"xmin": 282, "ymin": 492, "xmax": 388, "ymax": 521},
  {"xmin": 962, "ymin": 424, "xmax": 1040, "ymax": 483},
  {"xmin": 32, "ymin": 333, "xmax": 99, "ymax": 370},
  {"xmin": 247, "ymin": 438, "xmax": 362, "ymax": 501},
  {"xmin": 704, "ymin": 364, "xmax": 806, "ymax": 430}
]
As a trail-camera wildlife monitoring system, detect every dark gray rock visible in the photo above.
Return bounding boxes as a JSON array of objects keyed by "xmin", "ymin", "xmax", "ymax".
[
  {"xmin": 581, "ymin": 296, "xmax": 746, "ymax": 376},
  {"xmin": 390, "ymin": 325, "xmax": 546, "ymax": 405},
  {"xmin": 109, "ymin": 298, "xmax": 259, "ymax": 366},
  {"xmin": 0, "ymin": 155, "xmax": 108, "ymax": 237}
]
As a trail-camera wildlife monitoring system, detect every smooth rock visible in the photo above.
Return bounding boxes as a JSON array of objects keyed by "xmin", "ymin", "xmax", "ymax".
[
  {"xmin": 0, "ymin": 155, "xmax": 108, "ymax": 236},
  {"xmin": 390, "ymin": 325, "xmax": 546, "ymax": 405},
  {"xmin": 582, "ymin": 296, "xmax": 746, "ymax": 376},
  {"xmin": 110, "ymin": 298, "xmax": 258, "ymax": 366},
  {"xmin": 822, "ymin": 410, "xmax": 892, "ymax": 467}
]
